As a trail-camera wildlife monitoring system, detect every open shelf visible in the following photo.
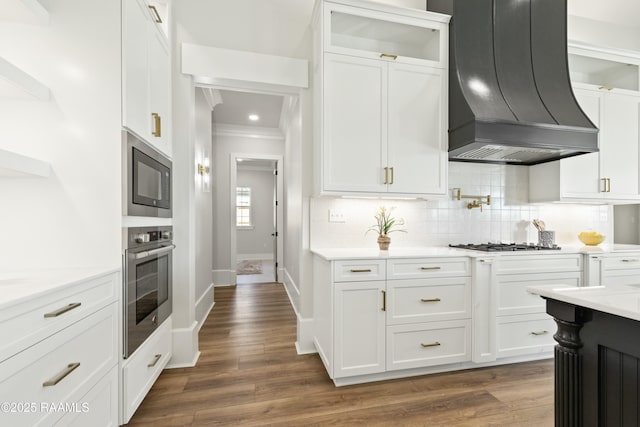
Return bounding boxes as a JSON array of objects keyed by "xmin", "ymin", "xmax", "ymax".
[
  {"xmin": 0, "ymin": 57, "xmax": 50, "ymax": 100},
  {"xmin": 0, "ymin": 149, "xmax": 50, "ymax": 177},
  {"xmin": 0, "ymin": 0, "xmax": 49, "ymax": 24},
  {"xmin": 568, "ymin": 42, "xmax": 640, "ymax": 92}
]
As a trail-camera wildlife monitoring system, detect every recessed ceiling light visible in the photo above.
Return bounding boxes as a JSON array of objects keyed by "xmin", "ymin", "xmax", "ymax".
[{"xmin": 248, "ymin": 114, "xmax": 259, "ymax": 121}]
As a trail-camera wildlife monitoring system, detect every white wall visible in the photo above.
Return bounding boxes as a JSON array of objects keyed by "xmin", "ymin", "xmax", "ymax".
[
  {"xmin": 311, "ymin": 162, "xmax": 614, "ymax": 249},
  {"xmin": 236, "ymin": 167, "xmax": 275, "ymax": 259},
  {"xmin": 0, "ymin": 0, "xmax": 121, "ymax": 272},
  {"xmin": 194, "ymin": 89, "xmax": 214, "ymax": 326},
  {"xmin": 211, "ymin": 132, "xmax": 284, "ymax": 285}
]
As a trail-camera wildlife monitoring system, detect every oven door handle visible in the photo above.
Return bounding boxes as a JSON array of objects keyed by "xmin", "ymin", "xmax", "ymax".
[{"xmin": 133, "ymin": 244, "xmax": 176, "ymax": 260}]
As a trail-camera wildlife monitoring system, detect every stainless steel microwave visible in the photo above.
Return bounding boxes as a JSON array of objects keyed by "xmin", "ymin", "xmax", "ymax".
[{"xmin": 123, "ymin": 130, "xmax": 172, "ymax": 218}]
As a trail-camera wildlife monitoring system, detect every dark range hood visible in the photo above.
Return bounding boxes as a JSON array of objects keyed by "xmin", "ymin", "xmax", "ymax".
[{"xmin": 427, "ymin": 0, "xmax": 599, "ymax": 165}]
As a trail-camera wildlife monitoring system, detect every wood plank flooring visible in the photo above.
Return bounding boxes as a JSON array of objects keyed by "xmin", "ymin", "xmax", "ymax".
[{"xmin": 127, "ymin": 283, "xmax": 554, "ymax": 426}]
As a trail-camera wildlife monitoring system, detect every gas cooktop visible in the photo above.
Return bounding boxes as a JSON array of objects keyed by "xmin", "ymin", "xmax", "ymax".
[{"xmin": 449, "ymin": 243, "xmax": 561, "ymax": 252}]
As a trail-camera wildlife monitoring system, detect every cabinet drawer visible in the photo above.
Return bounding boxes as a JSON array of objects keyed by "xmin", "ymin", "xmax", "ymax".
[
  {"xmin": 122, "ymin": 316, "xmax": 172, "ymax": 423},
  {"xmin": 602, "ymin": 254, "xmax": 640, "ymax": 274},
  {"xmin": 386, "ymin": 319, "xmax": 471, "ymax": 371},
  {"xmin": 0, "ymin": 271, "xmax": 118, "ymax": 363},
  {"xmin": 58, "ymin": 366, "xmax": 118, "ymax": 427},
  {"xmin": 387, "ymin": 277, "xmax": 471, "ymax": 325},
  {"xmin": 333, "ymin": 260, "xmax": 385, "ymax": 282},
  {"xmin": 497, "ymin": 314, "xmax": 556, "ymax": 359},
  {"xmin": 497, "ymin": 272, "xmax": 580, "ymax": 316},
  {"xmin": 0, "ymin": 303, "xmax": 117, "ymax": 427},
  {"xmin": 387, "ymin": 257, "xmax": 470, "ymax": 279},
  {"xmin": 496, "ymin": 254, "xmax": 582, "ymax": 275}
]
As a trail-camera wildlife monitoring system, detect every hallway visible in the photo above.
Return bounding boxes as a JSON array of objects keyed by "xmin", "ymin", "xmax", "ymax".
[{"xmin": 127, "ymin": 283, "xmax": 554, "ymax": 426}]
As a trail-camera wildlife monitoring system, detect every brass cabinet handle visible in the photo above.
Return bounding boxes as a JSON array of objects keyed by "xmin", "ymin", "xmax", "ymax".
[
  {"xmin": 530, "ymin": 331, "xmax": 549, "ymax": 336},
  {"xmin": 421, "ymin": 298, "xmax": 441, "ymax": 303},
  {"xmin": 479, "ymin": 259, "xmax": 494, "ymax": 264},
  {"xmin": 350, "ymin": 269, "xmax": 372, "ymax": 273},
  {"xmin": 420, "ymin": 266, "xmax": 441, "ymax": 271},
  {"xmin": 600, "ymin": 178, "xmax": 607, "ymax": 193},
  {"xmin": 598, "ymin": 85, "xmax": 614, "ymax": 91},
  {"xmin": 152, "ymin": 112, "xmax": 162, "ymax": 137},
  {"xmin": 390, "ymin": 167, "xmax": 394, "ymax": 184},
  {"xmin": 380, "ymin": 53, "xmax": 398, "ymax": 60},
  {"xmin": 421, "ymin": 342, "xmax": 441, "ymax": 348},
  {"xmin": 43, "ymin": 363, "xmax": 80, "ymax": 387},
  {"xmin": 148, "ymin": 354, "xmax": 162, "ymax": 368},
  {"xmin": 384, "ymin": 167, "xmax": 389, "ymax": 184},
  {"xmin": 44, "ymin": 302, "xmax": 82, "ymax": 318},
  {"xmin": 381, "ymin": 290, "xmax": 386, "ymax": 312},
  {"xmin": 622, "ymin": 259, "xmax": 640, "ymax": 263},
  {"xmin": 607, "ymin": 178, "xmax": 611, "ymax": 193},
  {"xmin": 148, "ymin": 5, "xmax": 162, "ymax": 23}
]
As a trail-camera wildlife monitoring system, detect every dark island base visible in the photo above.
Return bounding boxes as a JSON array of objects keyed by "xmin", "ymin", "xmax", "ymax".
[{"xmin": 547, "ymin": 298, "xmax": 640, "ymax": 427}]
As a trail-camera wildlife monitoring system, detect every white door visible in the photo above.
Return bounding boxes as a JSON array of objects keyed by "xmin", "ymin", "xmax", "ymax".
[
  {"xmin": 334, "ymin": 281, "xmax": 386, "ymax": 378},
  {"xmin": 323, "ymin": 53, "xmax": 387, "ymax": 193},
  {"xmin": 561, "ymin": 88, "xmax": 602, "ymax": 198},
  {"xmin": 387, "ymin": 63, "xmax": 447, "ymax": 195},
  {"xmin": 601, "ymin": 92, "xmax": 640, "ymax": 198}
]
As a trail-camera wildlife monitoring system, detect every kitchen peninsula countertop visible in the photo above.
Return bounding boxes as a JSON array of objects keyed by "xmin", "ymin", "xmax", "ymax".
[
  {"xmin": 0, "ymin": 267, "xmax": 119, "ymax": 309},
  {"xmin": 311, "ymin": 244, "xmax": 640, "ymax": 261},
  {"xmin": 527, "ymin": 283, "xmax": 640, "ymax": 322}
]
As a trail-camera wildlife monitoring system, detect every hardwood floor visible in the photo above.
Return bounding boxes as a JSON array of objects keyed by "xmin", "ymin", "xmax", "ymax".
[{"xmin": 127, "ymin": 283, "xmax": 554, "ymax": 426}]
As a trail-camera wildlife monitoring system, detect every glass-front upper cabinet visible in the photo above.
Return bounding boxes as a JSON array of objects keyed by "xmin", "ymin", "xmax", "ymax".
[
  {"xmin": 568, "ymin": 41, "xmax": 640, "ymax": 94},
  {"xmin": 322, "ymin": 2, "xmax": 449, "ymax": 68}
]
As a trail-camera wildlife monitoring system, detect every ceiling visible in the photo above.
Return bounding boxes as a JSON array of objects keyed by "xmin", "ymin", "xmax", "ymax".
[
  {"xmin": 568, "ymin": 0, "xmax": 640, "ymax": 28},
  {"xmin": 212, "ymin": 90, "xmax": 284, "ymax": 129}
]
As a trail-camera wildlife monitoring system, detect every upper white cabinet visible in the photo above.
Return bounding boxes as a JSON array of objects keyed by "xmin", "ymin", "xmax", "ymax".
[
  {"xmin": 0, "ymin": 0, "xmax": 49, "ymax": 25},
  {"xmin": 313, "ymin": 0, "xmax": 449, "ymax": 198},
  {"xmin": 122, "ymin": 0, "xmax": 171, "ymax": 157},
  {"xmin": 529, "ymin": 42, "xmax": 640, "ymax": 203}
]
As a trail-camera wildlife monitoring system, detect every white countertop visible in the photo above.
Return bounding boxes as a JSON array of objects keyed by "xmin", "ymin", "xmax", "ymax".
[
  {"xmin": 527, "ymin": 284, "xmax": 640, "ymax": 322},
  {"xmin": 0, "ymin": 267, "xmax": 120, "ymax": 309},
  {"xmin": 310, "ymin": 244, "xmax": 640, "ymax": 261}
]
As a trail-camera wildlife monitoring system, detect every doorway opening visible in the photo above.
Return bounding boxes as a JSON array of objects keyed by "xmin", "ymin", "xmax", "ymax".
[{"xmin": 234, "ymin": 157, "xmax": 279, "ymax": 284}]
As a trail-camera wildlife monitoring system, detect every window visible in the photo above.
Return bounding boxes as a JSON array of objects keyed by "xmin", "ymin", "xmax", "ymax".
[{"xmin": 236, "ymin": 187, "xmax": 252, "ymax": 227}]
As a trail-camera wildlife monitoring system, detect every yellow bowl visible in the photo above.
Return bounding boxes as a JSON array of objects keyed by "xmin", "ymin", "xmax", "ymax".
[{"xmin": 578, "ymin": 232, "xmax": 605, "ymax": 246}]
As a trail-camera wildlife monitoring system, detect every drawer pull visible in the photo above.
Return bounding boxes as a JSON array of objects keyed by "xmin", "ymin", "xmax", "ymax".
[
  {"xmin": 381, "ymin": 290, "xmax": 386, "ymax": 312},
  {"xmin": 44, "ymin": 302, "xmax": 82, "ymax": 318},
  {"xmin": 43, "ymin": 363, "xmax": 80, "ymax": 387},
  {"xmin": 380, "ymin": 53, "xmax": 398, "ymax": 60},
  {"xmin": 420, "ymin": 266, "xmax": 441, "ymax": 271},
  {"xmin": 350, "ymin": 269, "xmax": 372, "ymax": 273},
  {"xmin": 421, "ymin": 298, "xmax": 441, "ymax": 303},
  {"xmin": 148, "ymin": 354, "xmax": 162, "ymax": 368},
  {"xmin": 421, "ymin": 342, "xmax": 441, "ymax": 348},
  {"xmin": 622, "ymin": 259, "xmax": 640, "ymax": 263},
  {"xmin": 530, "ymin": 330, "xmax": 549, "ymax": 336}
]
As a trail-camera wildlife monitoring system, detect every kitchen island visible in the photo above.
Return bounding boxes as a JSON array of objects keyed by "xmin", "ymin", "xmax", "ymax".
[{"xmin": 527, "ymin": 284, "xmax": 640, "ymax": 427}]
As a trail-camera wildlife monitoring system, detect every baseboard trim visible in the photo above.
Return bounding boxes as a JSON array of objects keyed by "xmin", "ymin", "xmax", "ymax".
[
  {"xmin": 212, "ymin": 269, "xmax": 235, "ymax": 286},
  {"xmin": 167, "ymin": 321, "xmax": 200, "ymax": 368},
  {"xmin": 237, "ymin": 253, "xmax": 274, "ymax": 261},
  {"xmin": 195, "ymin": 283, "xmax": 215, "ymax": 330},
  {"xmin": 296, "ymin": 317, "xmax": 316, "ymax": 354}
]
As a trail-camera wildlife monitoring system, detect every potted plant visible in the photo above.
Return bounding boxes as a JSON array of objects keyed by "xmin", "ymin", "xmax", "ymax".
[{"xmin": 366, "ymin": 206, "xmax": 406, "ymax": 250}]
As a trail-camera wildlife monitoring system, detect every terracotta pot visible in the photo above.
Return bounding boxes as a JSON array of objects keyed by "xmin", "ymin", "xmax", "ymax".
[{"xmin": 377, "ymin": 234, "xmax": 391, "ymax": 251}]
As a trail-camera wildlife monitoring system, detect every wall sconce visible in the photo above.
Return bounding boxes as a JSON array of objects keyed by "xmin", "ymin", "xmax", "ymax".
[{"xmin": 198, "ymin": 157, "xmax": 210, "ymax": 192}]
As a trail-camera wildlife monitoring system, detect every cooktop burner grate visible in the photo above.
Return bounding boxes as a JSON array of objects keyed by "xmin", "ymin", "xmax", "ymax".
[{"xmin": 449, "ymin": 243, "xmax": 561, "ymax": 252}]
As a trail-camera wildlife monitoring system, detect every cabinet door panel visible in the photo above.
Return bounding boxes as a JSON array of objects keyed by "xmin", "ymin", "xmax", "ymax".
[
  {"xmin": 387, "ymin": 63, "xmax": 446, "ymax": 195},
  {"xmin": 561, "ymin": 88, "xmax": 602, "ymax": 197},
  {"xmin": 323, "ymin": 54, "xmax": 387, "ymax": 193},
  {"xmin": 601, "ymin": 93, "xmax": 640, "ymax": 198},
  {"xmin": 122, "ymin": 0, "xmax": 151, "ymax": 138},
  {"xmin": 148, "ymin": 26, "xmax": 171, "ymax": 156},
  {"xmin": 334, "ymin": 281, "xmax": 385, "ymax": 377}
]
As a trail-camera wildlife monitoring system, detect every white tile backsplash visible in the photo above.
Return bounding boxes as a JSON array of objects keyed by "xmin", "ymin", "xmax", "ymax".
[{"xmin": 310, "ymin": 163, "xmax": 614, "ymax": 248}]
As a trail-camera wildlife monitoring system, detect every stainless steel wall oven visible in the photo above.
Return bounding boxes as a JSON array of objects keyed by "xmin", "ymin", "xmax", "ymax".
[
  {"xmin": 123, "ymin": 226, "xmax": 174, "ymax": 358},
  {"xmin": 123, "ymin": 130, "xmax": 172, "ymax": 218}
]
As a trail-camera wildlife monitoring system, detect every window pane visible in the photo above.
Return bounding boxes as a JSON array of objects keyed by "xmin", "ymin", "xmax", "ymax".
[{"xmin": 236, "ymin": 187, "xmax": 252, "ymax": 226}]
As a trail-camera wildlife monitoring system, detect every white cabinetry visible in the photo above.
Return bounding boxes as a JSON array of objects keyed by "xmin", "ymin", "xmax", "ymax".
[
  {"xmin": 473, "ymin": 254, "xmax": 582, "ymax": 361},
  {"xmin": 0, "ymin": 271, "xmax": 119, "ymax": 427},
  {"xmin": 585, "ymin": 252, "xmax": 640, "ymax": 286},
  {"xmin": 529, "ymin": 43, "xmax": 640, "ymax": 203},
  {"xmin": 313, "ymin": 255, "xmax": 470, "ymax": 384},
  {"xmin": 122, "ymin": 0, "xmax": 171, "ymax": 157},
  {"xmin": 313, "ymin": 0, "xmax": 449, "ymax": 197}
]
